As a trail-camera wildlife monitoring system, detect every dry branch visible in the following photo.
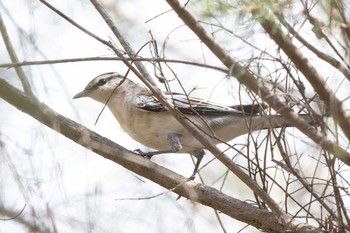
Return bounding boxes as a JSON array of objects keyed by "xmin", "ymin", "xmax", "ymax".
[
  {"xmin": 0, "ymin": 78, "xmax": 322, "ymax": 232},
  {"xmin": 164, "ymin": 0, "xmax": 350, "ymax": 166}
]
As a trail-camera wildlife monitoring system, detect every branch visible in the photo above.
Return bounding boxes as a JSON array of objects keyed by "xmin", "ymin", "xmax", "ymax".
[
  {"xmin": 38, "ymin": 0, "xmax": 270, "ymax": 212},
  {"xmin": 250, "ymin": 5, "xmax": 350, "ymax": 141},
  {"xmin": 164, "ymin": 0, "xmax": 350, "ymax": 166},
  {"xmin": 89, "ymin": 0, "xmax": 286, "ymax": 217},
  {"xmin": 0, "ymin": 205, "xmax": 49, "ymax": 233},
  {"xmin": 0, "ymin": 78, "xmax": 322, "ymax": 232},
  {"xmin": 0, "ymin": 12, "xmax": 34, "ymax": 97},
  {"xmin": 272, "ymin": 11, "xmax": 350, "ymax": 81},
  {"xmin": 0, "ymin": 57, "xmax": 227, "ymax": 73}
]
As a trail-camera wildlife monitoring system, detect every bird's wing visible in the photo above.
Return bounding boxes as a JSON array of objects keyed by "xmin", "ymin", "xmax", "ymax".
[
  {"xmin": 135, "ymin": 92, "xmax": 264, "ymax": 116},
  {"xmin": 169, "ymin": 93, "xmax": 240, "ymax": 115},
  {"xmin": 135, "ymin": 94, "xmax": 167, "ymax": 112}
]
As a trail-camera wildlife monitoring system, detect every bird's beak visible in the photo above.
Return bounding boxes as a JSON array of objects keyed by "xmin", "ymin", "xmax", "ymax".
[{"xmin": 73, "ymin": 90, "xmax": 89, "ymax": 99}]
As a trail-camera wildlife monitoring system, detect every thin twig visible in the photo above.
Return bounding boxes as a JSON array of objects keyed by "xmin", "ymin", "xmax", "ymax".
[
  {"xmin": 90, "ymin": 0, "xmax": 290, "ymax": 217},
  {"xmin": 249, "ymin": 5, "xmax": 350, "ymax": 141},
  {"xmin": 0, "ymin": 13, "xmax": 34, "ymax": 97},
  {"xmin": 0, "ymin": 56, "xmax": 226, "ymax": 73},
  {"xmin": 0, "ymin": 78, "xmax": 306, "ymax": 232},
  {"xmin": 165, "ymin": 0, "xmax": 350, "ymax": 216},
  {"xmin": 167, "ymin": 0, "xmax": 350, "ymax": 166},
  {"xmin": 272, "ymin": 10, "xmax": 350, "ymax": 81}
]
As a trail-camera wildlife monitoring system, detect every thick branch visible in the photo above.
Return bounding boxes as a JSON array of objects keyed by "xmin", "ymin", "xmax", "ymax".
[
  {"xmin": 38, "ymin": 0, "xmax": 282, "ymax": 216},
  {"xmin": 272, "ymin": 11, "xmax": 350, "ymax": 81},
  {"xmin": 250, "ymin": 5, "xmax": 350, "ymax": 141},
  {"xmin": 90, "ymin": 0, "xmax": 292, "ymax": 217},
  {"xmin": 164, "ymin": 0, "xmax": 350, "ymax": 166},
  {"xmin": 0, "ymin": 78, "xmax": 321, "ymax": 232}
]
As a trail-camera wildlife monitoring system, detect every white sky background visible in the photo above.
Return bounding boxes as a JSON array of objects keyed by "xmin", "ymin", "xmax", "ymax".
[{"xmin": 0, "ymin": 0, "xmax": 349, "ymax": 232}]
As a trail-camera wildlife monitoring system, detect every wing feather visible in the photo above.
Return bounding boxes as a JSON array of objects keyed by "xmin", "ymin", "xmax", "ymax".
[{"xmin": 135, "ymin": 92, "xmax": 265, "ymax": 116}]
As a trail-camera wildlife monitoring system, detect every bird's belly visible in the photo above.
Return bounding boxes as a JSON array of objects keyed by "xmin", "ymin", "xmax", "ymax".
[
  {"xmin": 113, "ymin": 110, "xmax": 251, "ymax": 153},
  {"xmin": 119, "ymin": 112, "xmax": 206, "ymax": 153}
]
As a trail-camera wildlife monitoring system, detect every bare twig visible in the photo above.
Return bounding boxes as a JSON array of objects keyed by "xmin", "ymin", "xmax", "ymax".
[
  {"xmin": 164, "ymin": 0, "xmax": 350, "ymax": 166},
  {"xmin": 0, "ymin": 12, "xmax": 34, "ymax": 97},
  {"xmin": 89, "ymin": 0, "xmax": 286, "ymax": 217},
  {"xmin": 0, "ymin": 78, "xmax": 321, "ymax": 232},
  {"xmin": 0, "ymin": 204, "xmax": 49, "ymax": 233},
  {"xmin": 272, "ymin": 11, "xmax": 350, "ymax": 81},
  {"xmin": 248, "ymin": 5, "xmax": 350, "ymax": 142},
  {"xmin": 0, "ymin": 57, "xmax": 228, "ymax": 73}
]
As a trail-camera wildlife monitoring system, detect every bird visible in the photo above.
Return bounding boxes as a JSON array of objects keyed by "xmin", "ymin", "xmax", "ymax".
[{"xmin": 73, "ymin": 72, "xmax": 319, "ymax": 177}]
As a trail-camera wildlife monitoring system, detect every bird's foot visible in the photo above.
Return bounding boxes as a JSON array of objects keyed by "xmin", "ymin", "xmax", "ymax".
[{"xmin": 133, "ymin": 149, "xmax": 155, "ymax": 159}]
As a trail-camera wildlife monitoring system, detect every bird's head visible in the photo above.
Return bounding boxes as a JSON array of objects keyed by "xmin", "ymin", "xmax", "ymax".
[{"xmin": 73, "ymin": 72, "xmax": 126, "ymax": 103}]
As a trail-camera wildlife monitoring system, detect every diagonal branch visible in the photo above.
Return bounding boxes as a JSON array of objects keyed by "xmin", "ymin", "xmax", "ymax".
[
  {"xmin": 249, "ymin": 5, "xmax": 350, "ymax": 141},
  {"xmin": 0, "ymin": 12, "xmax": 34, "ymax": 97},
  {"xmin": 272, "ymin": 11, "xmax": 350, "ymax": 81},
  {"xmin": 0, "ymin": 78, "xmax": 321, "ymax": 232},
  {"xmin": 164, "ymin": 0, "xmax": 350, "ymax": 166},
  {"xmin": 90, "ymin": 0, "xmax": 285, "ymax": 217}
]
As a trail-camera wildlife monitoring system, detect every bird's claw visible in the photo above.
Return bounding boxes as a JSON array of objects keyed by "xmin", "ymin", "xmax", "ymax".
[{"xmin": 133, "ymin": 149, "xmax": 153, "ymax": 159}]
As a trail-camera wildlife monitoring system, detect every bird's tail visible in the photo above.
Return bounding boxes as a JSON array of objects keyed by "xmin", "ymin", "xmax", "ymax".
[
  {"xmin": 249, "ymin": 113, "xmax": 323, "ymax": 131},
  {"xmin": 207, "ymin": 112, "xmax": 323, "ymax": 143}
]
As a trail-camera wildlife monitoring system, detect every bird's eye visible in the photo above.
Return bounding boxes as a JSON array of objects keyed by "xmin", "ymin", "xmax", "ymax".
[{"xmin": 97, "ymin": 78, "xmax": 107, "ymax": 86}]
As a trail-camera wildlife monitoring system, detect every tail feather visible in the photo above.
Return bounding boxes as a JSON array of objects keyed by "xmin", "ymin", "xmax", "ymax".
[{"xmin": 250, "ymin": 114, "xmax": 322, "ymax": 131}]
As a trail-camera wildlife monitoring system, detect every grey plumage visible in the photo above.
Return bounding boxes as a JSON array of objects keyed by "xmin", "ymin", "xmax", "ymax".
[{"xmin": 73, "ymin": 72, "xmax": 319, "ymax": 176}]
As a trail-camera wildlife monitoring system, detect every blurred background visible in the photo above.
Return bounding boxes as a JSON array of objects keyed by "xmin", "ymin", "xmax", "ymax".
[{"xmin": 1, "ymin": 0, "xmax": 349, "ymax": 232}]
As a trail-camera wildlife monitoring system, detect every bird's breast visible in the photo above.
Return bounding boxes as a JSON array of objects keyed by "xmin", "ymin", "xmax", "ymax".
[{"xmin": 109, "ymin": 104, "xmax": 186, "ymax": 151}]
